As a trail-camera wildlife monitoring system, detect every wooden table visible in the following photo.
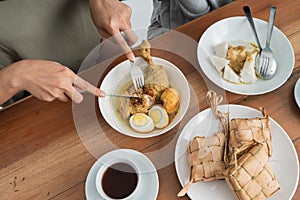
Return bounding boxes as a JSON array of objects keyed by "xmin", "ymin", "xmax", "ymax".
[{"xmin": 1, "ymin": 0, "xmax": 300, "ymax": 199}]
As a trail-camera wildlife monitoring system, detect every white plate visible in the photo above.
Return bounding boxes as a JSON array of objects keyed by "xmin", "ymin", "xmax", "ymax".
[
  {"xmin": 294, "ymin": 78, "xmax": 300, "ymax": 108},
  {"xmin": 197, "ymin": 16, "xmax": 295, "ymax": 95},
  {"xmin": 98, "ymin": 57, "xmax": 190, "ymax": 138},
  {"xmin": 85, "ymin": 149, "xmax": 159, "ymax": 200},
  {"xmin": 175, "ymin": 104, "xmax": 299, "ymax": 200}
]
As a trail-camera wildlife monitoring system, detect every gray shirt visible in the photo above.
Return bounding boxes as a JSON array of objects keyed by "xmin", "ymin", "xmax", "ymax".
[{"xmin": 148, "ymin": 0, "xmax": 233, "ymax": 39}]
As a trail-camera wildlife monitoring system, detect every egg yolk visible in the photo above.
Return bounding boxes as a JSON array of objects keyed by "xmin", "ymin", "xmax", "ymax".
[
  {"xmin": 149, "ymin": 110, "xmax": 162, "ymax": 123},
  {"xmin": 133, "ymin": 115, "xmax": 148, "ymax": 127}
]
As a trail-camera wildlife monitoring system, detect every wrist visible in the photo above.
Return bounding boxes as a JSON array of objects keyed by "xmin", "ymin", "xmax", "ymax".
[
  {"xmin": 3, "ymin": 61, "xmax": 25, "ymax": 93},
  {"xmin": 0, "ymin": 61, "xmax": 24, "ymax": 104}
]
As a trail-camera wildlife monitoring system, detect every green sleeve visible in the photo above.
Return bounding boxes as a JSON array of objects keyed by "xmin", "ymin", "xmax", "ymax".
[
  {"xmin": 0, "ymin": 45, "xmax": 23, "ymax": 107},
  {"xmin": 0, "ymin": 45, "xmax": 17, "ymax": 70}
]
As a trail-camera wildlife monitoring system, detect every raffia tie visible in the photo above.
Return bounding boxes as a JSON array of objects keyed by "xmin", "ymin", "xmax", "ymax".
[
  {"xmin": 206, "ymin": 90, "xmax": 231, "ymax": 167},
  {"xmin": 206, "ymin": 90, "xmax": 229, "ymax": 134}
]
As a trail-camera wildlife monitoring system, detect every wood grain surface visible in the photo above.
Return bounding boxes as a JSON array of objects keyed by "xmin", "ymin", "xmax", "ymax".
[{"xmin": 1, "ymin": 0, "xmax": 300, "ymax": 199}]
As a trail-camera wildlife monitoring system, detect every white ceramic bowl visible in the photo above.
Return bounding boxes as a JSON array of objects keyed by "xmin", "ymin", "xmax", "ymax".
[
  {"xmin": 294, "ymin": 78, "xmax": 300, "ymax": 108},
  {"xmin": 98, "ymin": 57, "xmax": 190, "ymax": 138},
  {"xmin": 197, "ymin": 16, "xmax": 295, "ymax": 95}
]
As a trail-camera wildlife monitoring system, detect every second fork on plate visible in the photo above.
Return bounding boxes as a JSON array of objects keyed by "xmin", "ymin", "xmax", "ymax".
[{"xmin": 256, "ymin": 6, "xmax": 277, "ymax": 80}]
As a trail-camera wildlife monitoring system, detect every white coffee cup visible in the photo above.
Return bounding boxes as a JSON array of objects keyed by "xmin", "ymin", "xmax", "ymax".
[{"xmin": 95, "ymin": 158, "xmax": 141, "ymax": 200}]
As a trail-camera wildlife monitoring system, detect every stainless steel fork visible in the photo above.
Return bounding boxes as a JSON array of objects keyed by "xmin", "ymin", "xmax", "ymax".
[
  {"xmin": 130, "ymin": 60, "xmax": 144, "ymax": 91},
  {"xmin": 256, "ymin": 6, "xmax": 277, "ymax": 79},
  {"xmin": 243, "ymin": 6, "xmax": 277, "ymax": 80}
]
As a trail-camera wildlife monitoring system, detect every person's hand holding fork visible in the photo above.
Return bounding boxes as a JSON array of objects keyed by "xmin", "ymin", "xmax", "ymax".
[
  {"xmin": 0, "ymin": 60, "xmax": 106, "ymax": 105},
  {"xmin": 89, "ymin": 0, "xmax": 138, "ymax": 62},
  {"xmin": 0, "ymin": 0, "xmax": 138, "ymax": 105}
]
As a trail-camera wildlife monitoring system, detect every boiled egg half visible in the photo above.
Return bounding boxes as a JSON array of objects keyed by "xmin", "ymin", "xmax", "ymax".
[
  {"xmin": 149, "ymin": 105, "xmax": 169, "ymax": 129},
  {"xmin": 129, "ymin": 113, "xmax": 154, "ymax": 133}
]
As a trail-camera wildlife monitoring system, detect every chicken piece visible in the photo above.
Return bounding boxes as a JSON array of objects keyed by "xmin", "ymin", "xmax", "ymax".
[
  {"xmin": 138, "ymin": 39, "xmax": 169, "ymax": 99},
  {"xmin": 144, "ymin": 63, "xmax": 169, "ymax": 100},
  {"xmin": 129, "ymin": 94, "xmax": 155, "ymax": 115},
  {"xmin": 117, "ymin": 90, "xmax": 133, "ymax": 120},
  {"xmin": 138, "ymin": 39, "xmax": 153, "ymax": 64}
]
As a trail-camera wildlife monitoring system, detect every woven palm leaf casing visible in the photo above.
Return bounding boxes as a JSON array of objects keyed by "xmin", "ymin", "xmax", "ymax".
[
  {"xmin": 224, "ymin": 144, "xmax": 280, "ymax": 200},
  {"xmin": 225, "ymin": 108, "xmax": 272, "ymax": 166},
  {"xmin": 178, "ymin": 91, "xmax": 280, "ymax": 199},
  {"xmin": 178, "ymin": 131, "xmax": 227, "ymax": 197},
  {"xmin": 188, "ymin": 132, "xmax": 226, "ymax": 182},
  {"xmin": 178, "ymin": 91, "xmax": 228, "ymax": 197}
]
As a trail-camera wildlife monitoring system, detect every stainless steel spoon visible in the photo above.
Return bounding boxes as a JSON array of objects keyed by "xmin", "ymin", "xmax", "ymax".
[
  {"xmin": 243, "ymin": 6, "xmax": 263, "ymax": 51},
  {"xmin": 243, "ymin": 6, "xmax": 277, "ymax": 79}
]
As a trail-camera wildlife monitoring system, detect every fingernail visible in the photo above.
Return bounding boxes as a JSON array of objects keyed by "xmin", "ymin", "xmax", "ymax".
[
  {"xmin": 96, "ymin": 89, "xmax": 106, "ymax": 98},
  {"xmin": 76, "ymin": 95, "xmax": 83, "ymax": 104},
  {"xmin": 127, "ymin": 52, "xmax": 135, "ymax": 62},
  {"xmin": 99, "ymin": 91, "xmax": 105, "ymax": 98}
]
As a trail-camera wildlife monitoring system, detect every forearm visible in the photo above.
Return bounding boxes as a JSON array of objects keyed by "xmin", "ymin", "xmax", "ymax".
[{"xmin": 0, "ymin": 63, "xmax": 21, "ymax": 104}]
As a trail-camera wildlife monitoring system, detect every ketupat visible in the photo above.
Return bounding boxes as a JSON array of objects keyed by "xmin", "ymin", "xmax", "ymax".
[
  {"xmin": 178, "ymin": 91, "xmax": 228, "ymax": 197},
  {"xmin": 225, "ymin": 108, "xmax": 272, "ymax": 167},
  {"xmin": 178, "ymin": 90, "xmax": 280, "ymax": 200},
  {"xmin": 188, "ymin": 133, "xmax": 226, "ymax": 182},
  {"xmin": 178, "ymin": 132, "xmax": 227, "ymax": 197},
  {"xmin": 224, "ymin": 144, "xmax": 280, "ymax": 200}
]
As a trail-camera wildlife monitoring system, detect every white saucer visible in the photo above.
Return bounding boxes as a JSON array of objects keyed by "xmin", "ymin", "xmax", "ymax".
[
  {"xmin": 85, "ymin": 149, "xmax": 159, "ymax": 200},
  {"xmin": 294, "ymin": 78, "xmax": 300, "ymax": 108}
]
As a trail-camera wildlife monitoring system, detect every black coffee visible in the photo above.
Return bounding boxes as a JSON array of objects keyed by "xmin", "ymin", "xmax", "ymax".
[{"xmin": 101, "ymin": 162, "xmax": 138, "ymax": 199}]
